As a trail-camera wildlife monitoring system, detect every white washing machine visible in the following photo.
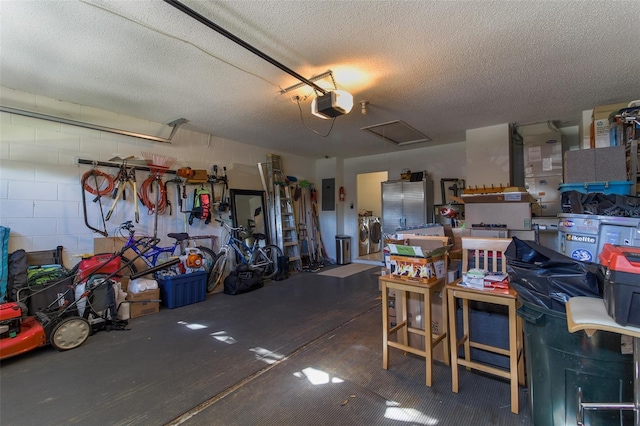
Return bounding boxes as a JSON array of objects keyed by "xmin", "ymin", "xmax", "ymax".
[
  {"xmin": 359, "ymin": 217, "xmax": 370, "ymax": 256},
  {"xmin": 369, "ymin": 217, "xmax": 382, "ymax": 253}
]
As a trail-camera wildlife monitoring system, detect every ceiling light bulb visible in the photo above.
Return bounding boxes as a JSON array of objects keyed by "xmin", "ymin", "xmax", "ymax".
[
  {"xmin": 360, "ymin": 100, "xmax": 369, "ymax": 115},
  {"xmin": 334, "ymin": 90, "xmax": 353, "ymax": 114}
]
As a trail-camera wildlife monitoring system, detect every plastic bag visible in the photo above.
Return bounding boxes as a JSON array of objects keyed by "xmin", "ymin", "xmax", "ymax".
[
  {"xmin": 224, "ymin": 265, "xmax": 263, "ymax": 295},
  {"xmin": 505, "ymin": 237, "xmax": 604, "ymax": 312}
]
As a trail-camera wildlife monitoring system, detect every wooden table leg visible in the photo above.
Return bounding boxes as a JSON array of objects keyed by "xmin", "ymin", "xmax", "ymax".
[
  {"xmin": 382, "ymin": 282, "xmax": 389, "ymax": 370},
  {"xmin": 441, "ymin": 288, "xmax": 450, "ymax": 367},
  {"xmin": 424, "ymin": 289, "xmax": 433, "ymax": 387},
  {"xmin": 462, "ymin": 298, "xmax": 471, "ymax": 371},
  {"xmin": 448, "ymin": 288, "xmax": 459, "ymax": 393},
  {"xmin": 508, "ymin": 299, "xmax": 519, "ymax": 414}
]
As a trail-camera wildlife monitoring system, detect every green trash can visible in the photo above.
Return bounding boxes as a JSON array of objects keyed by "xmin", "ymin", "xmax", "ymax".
[{"xmin": 517, "ymin": 299, "xmax": 634, "ymax": 426}]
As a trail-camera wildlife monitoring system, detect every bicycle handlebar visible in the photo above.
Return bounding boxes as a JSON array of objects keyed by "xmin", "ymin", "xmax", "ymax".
[
  {"xmin": 215, "ymin": 218, "xmax": 245, "ymax": 232},
  {"xmin": 119, "ymin": 220, "xmax": 135, "ymax": 232}
]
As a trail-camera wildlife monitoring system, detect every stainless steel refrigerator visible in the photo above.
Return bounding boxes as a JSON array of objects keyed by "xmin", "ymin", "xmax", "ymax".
[{"xmin": 382, "ymin": 177, "xmax": 435, "ymax": 235}]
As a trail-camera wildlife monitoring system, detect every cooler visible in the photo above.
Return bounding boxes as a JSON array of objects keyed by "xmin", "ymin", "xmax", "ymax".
[
  {"xmin": 599, "ymin": 244, "xmax": 640, "ymax": 327},
  {"xmin": 558, "ymin": 213, "xmax": 640, "ymax": 263}
]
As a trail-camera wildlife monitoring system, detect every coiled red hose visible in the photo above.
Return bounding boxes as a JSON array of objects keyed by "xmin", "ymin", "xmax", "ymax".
[
  {"xmin": 138, "ymin": 175, "xmax": 168, "ymax": 215},
  {"xmin": 82, "ymin": 169, "xmax": 115, "ymax": 196}
]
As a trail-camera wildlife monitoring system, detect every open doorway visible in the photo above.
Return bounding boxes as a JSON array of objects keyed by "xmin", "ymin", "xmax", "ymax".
[{"xmin": 356, "ymin": 171, "xmax": 388, "ymax": 262}]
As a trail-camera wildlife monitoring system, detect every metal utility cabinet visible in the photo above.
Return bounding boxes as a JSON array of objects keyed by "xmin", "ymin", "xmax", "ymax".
[{"xmin": 382, "ymin": 177, "xmax": 435, "ymax": 235}]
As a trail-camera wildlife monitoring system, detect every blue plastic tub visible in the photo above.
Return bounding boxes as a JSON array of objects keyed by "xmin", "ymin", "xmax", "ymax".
[
  {"xmin": 559, "ymin": 181, "xmax": 633, "ymax": 195},
  {"xmin": 157, "ymin": 271, "xmax": 207, "ymax": 309}
]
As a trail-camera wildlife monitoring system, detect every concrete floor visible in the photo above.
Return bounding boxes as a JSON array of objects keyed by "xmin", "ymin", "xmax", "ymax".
[{"xmin": 1, "ymin": 266, "xmax": 535, "ymax": 426}]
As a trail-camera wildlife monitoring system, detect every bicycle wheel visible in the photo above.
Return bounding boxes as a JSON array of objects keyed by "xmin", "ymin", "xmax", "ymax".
[
  {"xmin": 117, "ymin": 255, "xmax": 138, "ymax": 280},
  {"xmin": 197, "ymin": 246, "xmax": 218, "ymax": 293},
  {"xmin": 207, "ymin": 251, "xmax": 227, "ymax": 294},
  {"xmin": 250, "ymin": 244, "xmax": 283, "ymax": 280}
]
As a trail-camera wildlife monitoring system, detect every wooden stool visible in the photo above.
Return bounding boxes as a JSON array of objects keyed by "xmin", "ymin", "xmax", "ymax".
[
  {"xmin": 446, "ymin": 237, "xmax": 525, "ymax": 414},
  {"xmin": 380, "ymin": 273, "xmax": 449, "ymax": 387}
]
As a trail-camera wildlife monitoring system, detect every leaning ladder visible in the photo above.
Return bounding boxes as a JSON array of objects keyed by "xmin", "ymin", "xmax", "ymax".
[
  {"xmin": 277, "ymin": 184, "xmax": 301, "ymax": 271},
  {"xmin": 258, "ymin": 154, "xmax": 301, "ymax": 271}
]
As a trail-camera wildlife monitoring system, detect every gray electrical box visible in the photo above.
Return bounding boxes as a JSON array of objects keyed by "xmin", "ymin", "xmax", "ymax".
[{"xmin": 322, "ymin": 178, "xmax": 335, "ymax": 211}]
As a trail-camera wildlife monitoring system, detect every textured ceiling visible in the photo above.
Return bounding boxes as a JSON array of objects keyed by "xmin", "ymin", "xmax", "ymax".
[{"xmin": 1, "ymin": 1, "xmax": 639, "ymax": 159}]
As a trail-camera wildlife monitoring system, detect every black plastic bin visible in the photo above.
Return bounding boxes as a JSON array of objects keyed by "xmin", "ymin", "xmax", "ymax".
[
  {"xmin": 517, "ymin": 299, "xmax": 634, "ymax": 426},
  {"xmin": 26, "ymin": 276, "xmax": 75, "ymax": 314}
]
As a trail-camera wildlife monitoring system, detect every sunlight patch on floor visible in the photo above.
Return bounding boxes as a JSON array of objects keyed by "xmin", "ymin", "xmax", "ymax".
[
  {"xmin": 293, "ymin": 367, "xmax": 344, "ymax": 385},
  {"xmin": 250, "ymin": 347, "xmax": 285, "ymax": 364},
  {"xmin": 385, "ymin": 401, "xmax": 438, "ymax": 425},
  {"xmin": 211, "ymin": 331, "xmax": 237, "ymax": 344},
  {"xmin": 177, "ymin": 321, "xmax": 208, "ymax": 330}
]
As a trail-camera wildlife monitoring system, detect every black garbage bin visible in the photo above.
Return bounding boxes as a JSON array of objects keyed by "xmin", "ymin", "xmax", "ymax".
[{"xmin": 517, "ymin": 299, "xmax": 634, "ymax": 426}]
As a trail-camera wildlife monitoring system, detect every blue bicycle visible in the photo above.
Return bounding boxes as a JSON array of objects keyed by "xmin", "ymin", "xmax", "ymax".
[
  {"xmin": 208, "ymin": 219, "xmax": 283, "ymax": 293},
  {"xmin": 83, "ymin": 221, "xmax": 218, "ymax": 289}
]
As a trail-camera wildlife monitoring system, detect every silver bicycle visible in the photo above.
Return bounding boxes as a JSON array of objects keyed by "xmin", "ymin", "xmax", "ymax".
[{"xmin": 208, "ymin": 219, "xmax": 283, "ymax": 293}]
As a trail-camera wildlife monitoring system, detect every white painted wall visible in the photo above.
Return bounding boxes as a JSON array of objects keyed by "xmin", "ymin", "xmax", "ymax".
[
  {"xmin": 465, "ymin": 123, "xmax": 511, "ymax": 188},
  {"xmin": 356, "ymin": 171, "xmax": 387, "ymax": 217},
  {"xmin": 0, "ymin": 87, "xmax": 316, "ymax": 266}
]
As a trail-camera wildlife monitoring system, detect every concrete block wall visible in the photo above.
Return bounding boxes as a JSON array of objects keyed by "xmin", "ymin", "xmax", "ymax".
[{"xmin": 0, "ymin": 87, "xmax": 315, "ymax": 266}]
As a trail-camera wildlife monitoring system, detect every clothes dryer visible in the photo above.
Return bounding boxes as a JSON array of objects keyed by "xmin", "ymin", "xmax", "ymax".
[
  {"xmin": 369, "ymin": 217, "xmax": 382, "ymax": 253},
  {"xmin": 359, "ymin": 217, "xmax": 370, "ymax": 256}
]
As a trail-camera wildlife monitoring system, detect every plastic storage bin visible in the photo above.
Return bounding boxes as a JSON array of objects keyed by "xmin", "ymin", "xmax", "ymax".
[
  {"xmin": 157, "ymin": 271, "xmax": 207, "ymax": 309},
  {"xmin": 26, "ymin": 276, "xmax": 74, "ymax": 314},
  {"xmin": 517, "ymin": 299, "xmax": 634, "ymax": 426},
  {"xmin": 559, "ymin": 180, "xmax": 633, "ymax": 195}
]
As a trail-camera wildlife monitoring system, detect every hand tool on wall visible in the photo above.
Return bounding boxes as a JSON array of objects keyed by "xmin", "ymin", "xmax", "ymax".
[
  {"xmin": 80, "ymin": 167, "xmax": 110, "ymax": 236},
  {"xmin": 105, "ymin": 158, "xmax": 140, "ymax": 223},
  {"xmin": 217, "ymin": 166, "xmax": 229, "ymax": 211}
]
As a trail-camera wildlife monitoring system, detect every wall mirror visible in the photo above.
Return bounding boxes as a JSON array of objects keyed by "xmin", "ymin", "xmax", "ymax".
[{"xmin": 230, "ymin": 189, "xmax": 268, "ymax": 245}]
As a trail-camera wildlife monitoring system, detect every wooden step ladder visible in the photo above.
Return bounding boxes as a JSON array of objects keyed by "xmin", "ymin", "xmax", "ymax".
[
  {"xmin": 258, "ymin": 153, "xmax": 301, "ymax": 271},
  {"xmin": 277, "ymin": 184, "xmax": 301, "ymax": 271}
]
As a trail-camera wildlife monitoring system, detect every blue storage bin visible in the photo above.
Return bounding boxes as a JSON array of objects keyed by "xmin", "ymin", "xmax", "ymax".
[
  {"xmin": 559, "ymin": 181, "xmax": 633, "ymax": 195},
  {"xmin": 157, "ymin": 271, "xmax": 207, "ymax": 309}
]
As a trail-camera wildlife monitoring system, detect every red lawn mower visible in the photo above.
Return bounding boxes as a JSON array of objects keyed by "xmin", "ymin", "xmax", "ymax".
[
  {"xmin": 1, "ymin": 253, "xmax": 132, "ymax": 361},
  {"xmin": 0, "ymin": 301, "xmax": 90, "ymax": 360}
]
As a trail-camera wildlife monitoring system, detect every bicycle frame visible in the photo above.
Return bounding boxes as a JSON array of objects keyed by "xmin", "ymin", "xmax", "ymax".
[
  {"xmin": 217, "ymin": 221, "xmax": 262, "ymax": 263},
  {"xmin": 122, "ymin": 231, "xmax": 180, "ymax": 268},
  {"xmin": 217, "ymin": 221, "xmax": 275, "ymax": 270}
]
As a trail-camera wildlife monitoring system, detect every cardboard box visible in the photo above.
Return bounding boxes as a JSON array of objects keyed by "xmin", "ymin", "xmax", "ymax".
[
  {"xmin": 451, "ymin": 228, "xmax": 471, "ymax": 251},
  {"xmin": 396, "ymin": 289, "xmax": 446, "ymax": 363},
  {"xmin": 407, "ymin": 236, "xmax": 449, "ymax": 252},
  {"xmin": 388, "ymin": 244, "xmax": 450, "ymax": 283},
  {"xmin": 126, "ymin": 288, "xmax": 160, "ymax": 318},
  {"xmin": 465, "ymin": 202, "xmax": 532, "ymax": 230},
  {"xmin": 93, "ymin": 237, "xmax": 148, "ymax": 272},
  {"xmin": 591, "ymin": 102, "xmax": 630, "ymax": 148},
  {"xmin": 594, "ymin": 145, "xmax": 627, "ymax": 182},
  {"xmin": 564, "ymin": 148, "xmax": 596, "ymax": 182}
]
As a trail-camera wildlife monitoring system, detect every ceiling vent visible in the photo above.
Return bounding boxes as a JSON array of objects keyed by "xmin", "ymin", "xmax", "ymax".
[{"xmin": 361, "ymin": 120, "xmax": 431, "ymax": 146}]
